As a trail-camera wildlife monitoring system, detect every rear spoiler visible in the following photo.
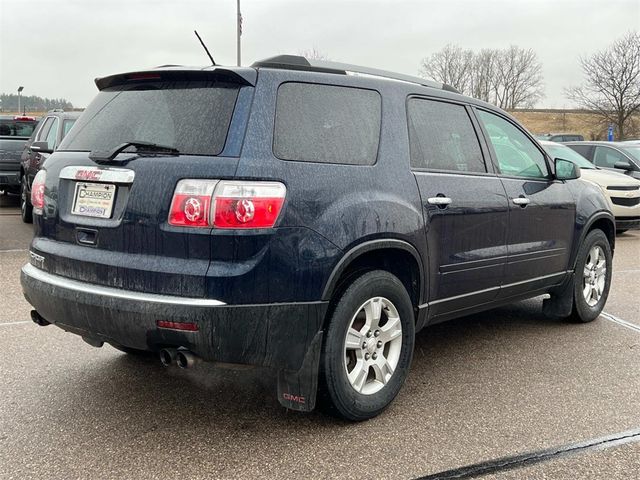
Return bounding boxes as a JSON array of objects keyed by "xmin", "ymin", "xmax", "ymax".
[{"xmin": 95, "ymin": 67, "xmax": 257, "ymax": 90}]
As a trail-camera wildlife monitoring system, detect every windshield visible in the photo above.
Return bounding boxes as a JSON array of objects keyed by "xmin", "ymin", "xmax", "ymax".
[
  {"xmin": 543, "ymin": 143, "xmax": 595, "ymax": 169},
  {"xmin": 0, "ymin": 119, "xmax": 37, "ymax": 137},
  {"xmin": 59, "ymin": 81, "xmax": 240, "ymax": 156},
  {"xmin": 620, "ymin": 146, "xmax": 640, "ymax": 163}
]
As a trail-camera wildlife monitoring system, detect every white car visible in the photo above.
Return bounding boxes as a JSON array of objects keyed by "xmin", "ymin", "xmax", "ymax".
[{"xmin": 541, "ymin": 140, "xmax": 640, "ymax": 234}]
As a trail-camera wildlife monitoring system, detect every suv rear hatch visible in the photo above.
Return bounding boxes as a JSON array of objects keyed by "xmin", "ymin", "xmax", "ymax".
[{"xmin": 32, "ymin": 68, "xmax": 256, "ymax": 298}]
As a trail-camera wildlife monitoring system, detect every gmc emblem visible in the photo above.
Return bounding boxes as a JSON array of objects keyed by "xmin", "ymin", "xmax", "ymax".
[
  {"xmin": 75, "ymin": 170, "xmax": 102, "ymax": 181},
  {"xmin": 283, "ymin": 393, "xmax": 306, "ymax": 404}
]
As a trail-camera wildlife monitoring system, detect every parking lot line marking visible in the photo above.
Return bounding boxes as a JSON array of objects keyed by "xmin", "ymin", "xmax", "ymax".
[
  {"xmin": 601, "ymin": 311, "xmax": 640, "ymax": 334},
  {"xmin": 0, "ymin": 248, "xmax": 28, "ymax": 253},
  {"xmin": 415, "ymin": 427, "xmax": 640, "ymax": 480},
  {"xmin": 0, "ymin": 321, "xmax": 30, "ymax": 327}
]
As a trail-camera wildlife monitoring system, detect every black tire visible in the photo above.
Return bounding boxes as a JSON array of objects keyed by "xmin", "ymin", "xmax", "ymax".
[
  {"xmin": 616, "ymin": 229, "xmax": 628, "ymax": 235},
  {"xmin": 569, "ymin": 229, "xmax": 612, "ymax": 323},
  {"xmin": 318, "ymin": 270, "xmax": 415, "ymax": 421},
  {"xmin": 20, "ymin": 175, "xmax": 33, "ymax": 224}
]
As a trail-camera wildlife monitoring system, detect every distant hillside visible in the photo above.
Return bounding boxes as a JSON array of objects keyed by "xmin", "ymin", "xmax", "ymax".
[
  {"xmin": 509, "ymin": 109, "xmax": 640, "ymax": 141},
  {"xmin": 0, "ymin": 93, "xmax": 72, "ymax": 113}
]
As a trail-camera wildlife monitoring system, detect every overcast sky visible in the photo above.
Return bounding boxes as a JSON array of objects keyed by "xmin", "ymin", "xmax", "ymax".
[{"xmin": 1, "ymin": 0, "xmax": 638, "ymax": 108}]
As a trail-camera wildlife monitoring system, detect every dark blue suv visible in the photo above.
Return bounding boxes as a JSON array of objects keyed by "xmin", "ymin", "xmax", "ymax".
[{"xmin": 21, "ymin": 56, "xmax": 615, "ymax": 420}]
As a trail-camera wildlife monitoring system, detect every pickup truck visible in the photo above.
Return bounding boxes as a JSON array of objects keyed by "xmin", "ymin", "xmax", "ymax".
[{"xmin": 0, "ymin": 116, "xmax": 38, "ymax": 194}]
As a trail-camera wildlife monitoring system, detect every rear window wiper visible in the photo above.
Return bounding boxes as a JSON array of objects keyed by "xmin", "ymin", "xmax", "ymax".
[{"xmin": 89, "ymin": 141, "xmax": 180, "ymax": 163}]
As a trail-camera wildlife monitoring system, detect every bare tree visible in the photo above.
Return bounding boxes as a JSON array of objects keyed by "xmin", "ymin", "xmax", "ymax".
[
  {"xmin": 419, "ymin": 45, "xmax": 544, "ymax": 108},
  {"xmin": 419, "ymin": 44, "xmax": 473, "ymax": 94},
  {"xmin": 566, "ymin": 31, "xmax": 640, "ymax": 140},
  {"xmin": 468, "ymin": 48, "xmax": 500, "ymax": 103},
  {"xmin": 494, "ymin": 46, "xmax": 544, "ymax": 109},
  {"xmin": 298, "ymin": 47, "xmax": 331, "ymax": 61}
]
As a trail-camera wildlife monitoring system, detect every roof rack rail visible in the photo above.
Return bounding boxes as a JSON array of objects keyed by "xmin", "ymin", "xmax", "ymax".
[{"xmin": 251, "ymin": 55, "xmax": 459, "ymax": 93}]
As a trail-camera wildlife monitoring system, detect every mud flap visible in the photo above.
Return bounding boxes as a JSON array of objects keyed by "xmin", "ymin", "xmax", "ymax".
[
  {"xmin": 277, "ymin": 331, "xmax": 323, "ymax": 412},
  {"xmin": 542, "ymin": 272, "xmax": 575, "ymax": 318}
]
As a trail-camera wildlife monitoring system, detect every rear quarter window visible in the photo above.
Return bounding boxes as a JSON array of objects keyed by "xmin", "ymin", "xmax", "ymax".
[{"xmin": 273, "ymin": 82, "xmax": 381, "ymax": 165}]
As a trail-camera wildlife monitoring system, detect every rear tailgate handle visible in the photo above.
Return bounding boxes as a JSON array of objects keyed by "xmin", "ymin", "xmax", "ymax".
[{"xmin": 76, "ymin": 228, "xmax": 98, "ymax": 246}]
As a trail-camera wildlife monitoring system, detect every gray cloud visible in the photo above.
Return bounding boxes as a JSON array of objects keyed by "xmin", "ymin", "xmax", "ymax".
[{"xmin": 1, "ymin": 0, "xmax": 638, "ymax": 108}]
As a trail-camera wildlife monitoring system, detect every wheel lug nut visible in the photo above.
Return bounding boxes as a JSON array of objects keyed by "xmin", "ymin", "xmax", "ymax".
[
  {"xmin": 366, "ymin": 331, "xmax": 372, "ymax": 338},
  {"xmin": 365, "ymin": 353, "xmax": 370, "ymax": 360},
  {"xmin": 377, "ymin": 341, "xmax": 382, "ymax": 348},
  {"xmin": 374, "ymin": 330, "xmax": 380, "ymax": 337},
  {"xmin": 362, "ymin": 342, "xmax": 367, "ymax": 349},
  {"xmin": 372, "ymin": 353, "xmax": 377, "ymax": 360}
]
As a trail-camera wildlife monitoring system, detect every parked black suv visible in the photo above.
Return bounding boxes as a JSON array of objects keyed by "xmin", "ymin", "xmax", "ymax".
[
  {"xmin": 20, "ymin": 110, "xmax": 81, "ymax": 223},
  {"xmin": 21, "ymin": 56, "xmax": 615, "ymax": 420}
]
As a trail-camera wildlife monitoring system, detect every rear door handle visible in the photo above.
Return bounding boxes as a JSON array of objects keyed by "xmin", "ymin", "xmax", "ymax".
[
  {"xmin": 427, "ymin": 197, "xmax": 452, "ymax": 206},
  {"xmin": 512, "ymin": 196, "xmax": 531, "ymax": 206}
]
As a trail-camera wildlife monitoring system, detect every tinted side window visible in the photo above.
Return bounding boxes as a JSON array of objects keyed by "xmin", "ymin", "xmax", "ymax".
[
  {"xmin": 567, "ymin": 144, "xmax": 592, "ymax": 160},
  {"xmin": 594, "ymin": 146, "xmax": 626, "ymax": 168},
  {"xmin": 407, "ymin": 98, "xmax": 486, "ymax": 172},
  {"xmin": 274, "ymin": 83, "xmax": 381, "ymax": 165},
  {"xmin": 45, "ymin": 118, "xmax": 59, "ymax": 150},
  {"xmin": 62, "ymin": 119, "xmax": 76, "ymax": 140},
  {"xmin": 477, "ymin": 110, "xmax": 548, "ymax": 178},
  {"xmin": 37, "ymin": 117, "xmax": 54, "ymax": 142}
]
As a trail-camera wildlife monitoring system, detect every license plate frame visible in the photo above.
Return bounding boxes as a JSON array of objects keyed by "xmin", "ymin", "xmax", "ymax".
[{"xmin": 71, "ymin": 182, "xmax": 117, "ymax": 219}]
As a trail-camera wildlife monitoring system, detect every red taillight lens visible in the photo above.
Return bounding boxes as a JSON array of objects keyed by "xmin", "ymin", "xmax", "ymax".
[
  {"xmin": 168, "ymin": 180, "xmax": 217, "ymax": 227},
  {"xmin": 168, "ymin": 180, "xmax": 286, "ymax": 229},
  {"xmin": 212, "ymin": 181, "xmax": 286, "ymax": 229},
  {"xmin": 31, "ymin": 170, "xmax": 46, "ymax": 214}
]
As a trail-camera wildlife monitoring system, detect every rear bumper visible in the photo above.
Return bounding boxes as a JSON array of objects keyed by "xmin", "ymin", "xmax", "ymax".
[
  {"xmin": 615, "ymin": 216, "xmax": 640, "ymax": 231},
  {"xmin": 21, "ymin": 263, "xmax": 327, "ymax": 371}
]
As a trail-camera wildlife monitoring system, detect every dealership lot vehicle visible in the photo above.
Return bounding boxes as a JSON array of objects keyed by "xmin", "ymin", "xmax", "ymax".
[
  {"xmin": 535, "ymin": 133, "xmax": 584, "ymax": 142},
  {"xmin": 21, "ymin": 56, "xmax": 616, "ymax": 420},
  {"xmin": 566, "ymin": 141, "xmax": 640, "ymax": 180},
  {"xmin": 0, "ymin": 115, "xmax": 38, "ymax": 195},
  {"xmin": 540, "ymin": 141, "xmax": 640, "ymax": 234},
  {"xmin": 20, "ymin": 110, "xmax": 81, "ymax": 223}
]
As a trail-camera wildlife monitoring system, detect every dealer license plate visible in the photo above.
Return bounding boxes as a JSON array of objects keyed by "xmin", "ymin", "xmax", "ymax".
[{"xmin": 72, "ymin": 182, "xmax": 116, "ymax": 219}]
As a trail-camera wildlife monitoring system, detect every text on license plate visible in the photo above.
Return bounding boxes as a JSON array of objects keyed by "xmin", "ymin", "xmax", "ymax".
[{"xmin": 72, "ymin": 182, "xmax": 116, "ymax": 219}]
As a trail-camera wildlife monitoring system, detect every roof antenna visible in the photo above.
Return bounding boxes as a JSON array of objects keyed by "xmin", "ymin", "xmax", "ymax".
[{"xmin": 194, "ymin": 30, "xmax": 216, "ymax": 66}]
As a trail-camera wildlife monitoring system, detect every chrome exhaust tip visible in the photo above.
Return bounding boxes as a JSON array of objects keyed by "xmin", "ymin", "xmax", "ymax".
[
  {"xmin": 159, "ymin": 348, "xmax": 178, "ymax": 367},
  {"xmin": 176, "ymin": 350, "xmax": 199, "ymax": 369}
]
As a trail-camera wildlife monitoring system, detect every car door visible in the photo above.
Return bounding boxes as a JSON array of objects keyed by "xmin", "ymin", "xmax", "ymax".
[
  {"xmin": 593, "ymin": 145, "xmax": 640, "ymax": 179},
  {"xmin": 475, "ymin": 109, "xmax": 575, "ymax": 298},
  {"xmin": 407, "ymin": 97, "xmax": 509, "ymax": 317}
]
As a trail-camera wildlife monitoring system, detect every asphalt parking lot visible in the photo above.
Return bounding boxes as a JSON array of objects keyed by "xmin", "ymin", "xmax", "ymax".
[{"xmin": 1, "ymin": 193, "xmax": 639, "ymax": 479}]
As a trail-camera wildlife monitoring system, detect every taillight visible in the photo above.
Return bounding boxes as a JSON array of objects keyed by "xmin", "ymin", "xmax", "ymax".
[
  {"xmin": 213, "ymin": 181, "xmax": 286, "ymax": 229},
  {"xmin": 168, "ymin": 180, "xmax": 217, "ymax": 227},
  {"xmin": 168, "ymin": 180, "xmax": 286, "ymax": 229},
  {"xmin": 31, "ymin": 170, "xmax": 46, "ymax": 214}
]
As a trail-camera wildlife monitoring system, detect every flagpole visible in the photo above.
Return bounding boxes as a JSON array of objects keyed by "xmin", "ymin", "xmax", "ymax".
[{"xmin": 236, "ymin": 0, "xmax": 241, "ymax": 66}]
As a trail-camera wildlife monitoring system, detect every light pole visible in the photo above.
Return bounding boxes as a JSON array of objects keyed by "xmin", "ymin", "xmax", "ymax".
[
  {"xmin": 236, "ymin": 0, "xmax": 242, "ymax": 66},
  {"xmin": 17, "ymin": 86, "xmax": 24, "ymax": 114}
]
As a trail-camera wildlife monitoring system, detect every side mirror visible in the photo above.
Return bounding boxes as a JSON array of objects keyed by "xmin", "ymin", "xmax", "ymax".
[
  {"xmin": 555, "ymin": 158, "xmax": 581, "ymax": 180},
  {"xmin": 614, "ymin": 161, "xmax": 632, "ymax": 171},
  {"xmin": 30, "ymin": 141, "xmax": 53, "ymax": 154}
]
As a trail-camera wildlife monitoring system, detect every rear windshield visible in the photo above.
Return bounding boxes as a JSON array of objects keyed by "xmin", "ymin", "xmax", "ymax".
[
  {"xmin": 0, "ymin": 119, "xmax": 37, "ymax": 137},
  {"xmin": 59, "ymin": 81, "xmax": 240, "ymax": 156}
]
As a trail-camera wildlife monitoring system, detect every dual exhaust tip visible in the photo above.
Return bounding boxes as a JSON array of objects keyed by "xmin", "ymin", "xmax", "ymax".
[{"xmin": 159, "ymin": 348, "xmax": 199, "ymax": 369}]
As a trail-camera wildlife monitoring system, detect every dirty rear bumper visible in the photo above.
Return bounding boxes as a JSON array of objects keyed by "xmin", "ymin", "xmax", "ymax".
[
  {"xmin": 615, "ymin": 216, "xmax": 640, "ymax": 231},
  {"xmin": 20, "ymin": 263, "xmax": 327, "ymax": 372}
]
